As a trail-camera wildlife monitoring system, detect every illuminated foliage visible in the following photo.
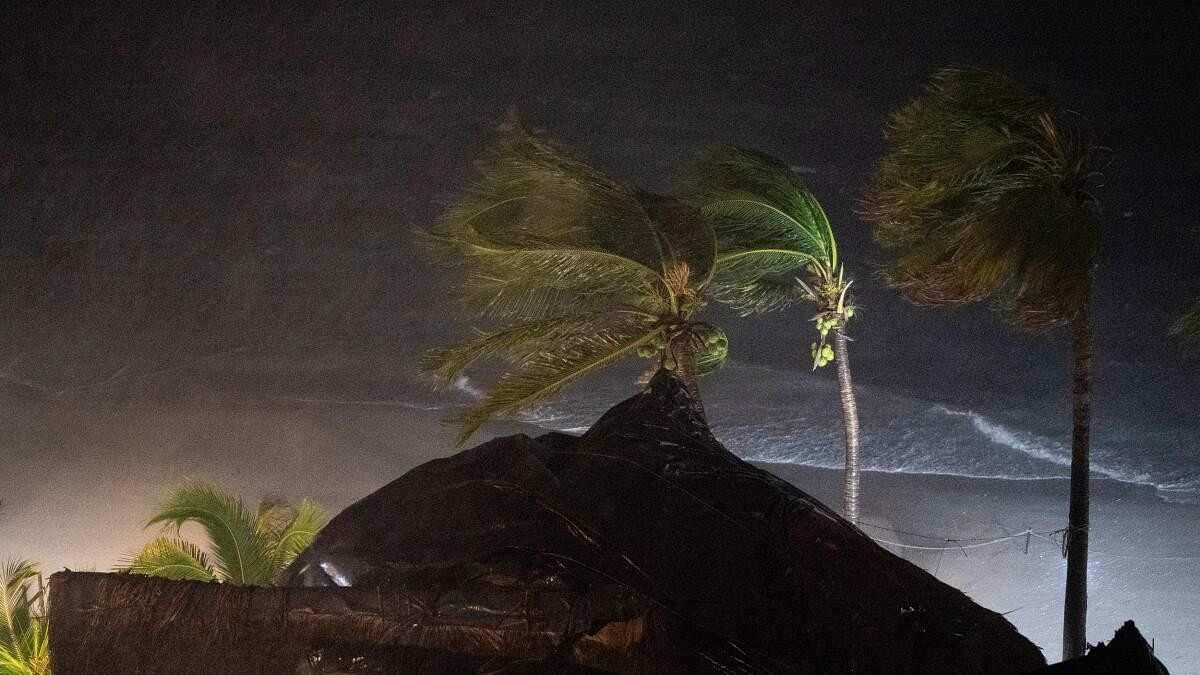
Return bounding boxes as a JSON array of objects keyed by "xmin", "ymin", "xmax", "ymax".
[
  {"xmin": 423, "ymin": 120, "xmax": 728, "ymax": 443},
  {"xmin": 0, "ymin": 559, "xmax": 49, "ymax": 675},
  {"xmin": 862, "ymin": 66, "xmax": 1101, "ymax": 330},
  {"xmin": 123, "ymin": 483, "xmax": 326, "ymax": 586}
]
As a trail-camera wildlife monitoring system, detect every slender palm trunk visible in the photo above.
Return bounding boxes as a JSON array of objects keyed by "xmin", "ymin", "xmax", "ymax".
[
  {"xmin": 832, "ymin": 323, "xmax": 862, "ymax": 525},
  {"xmin": 1062, "ymin": 306, "xmax": 1093, "ymax": 660},
  {"xmin": 668, "ymin": 331, "xmax": 704, "ymax": 417}
]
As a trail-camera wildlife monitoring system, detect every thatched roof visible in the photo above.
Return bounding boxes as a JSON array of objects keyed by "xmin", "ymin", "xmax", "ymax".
[{"xmin": 49, "ymin": 571, "xmax": 617, "ymax": 674}]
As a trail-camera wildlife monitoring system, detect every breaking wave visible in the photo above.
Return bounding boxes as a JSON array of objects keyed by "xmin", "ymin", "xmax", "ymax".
[{"xmin": 448, "ymin": 360, "xmax": 1199, "ymax": 504}]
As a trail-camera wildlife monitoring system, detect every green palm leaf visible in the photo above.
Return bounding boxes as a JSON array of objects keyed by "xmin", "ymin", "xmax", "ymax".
[
  {"xmin": 431, "ymin": 119, "xmax": 670, "ymax": 276},
  {"xmin": 681, "ymin": 146, "xmax": 837, "ymax": 314},
  {"xmin": 425, "ymin": 119, "xmax": 732, "ymax": 440},
  {"xmin": 123, "ymin": 537, "xmax": 216, "ymax": 582},
  {"xmin": 682, "ymin": 145, "xmax": 836, "ymax": 264},
  {"xmin": 0, "ymin": 559, "xmax": 48, "ymax": 675},
  {"xmin": 270, "ymin": 499, "xmax": 327, "ymax": 572},
  {"xmin": 147, "ymin": 483, "xmax": 275, "ymax": 586},
  {"xmin": 454, "ymin": 320, "xmax": 664, "ymax": 443},
  {"xmin": 423, "ymin": 312, "xmax": 644, "ymax": 384},
  {"xmin": 443, "ymin": 244, "xmax": 664, "ymax": 319},
  {"xmin": 863, "ymin": 66, "xmax": 1101, "ymax": 330}
]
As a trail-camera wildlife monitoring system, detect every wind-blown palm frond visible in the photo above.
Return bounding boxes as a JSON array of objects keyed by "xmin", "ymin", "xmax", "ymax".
[
  {"xmin": 863, "ymin": 66, "xmax": 1101, "ymax": 331},
  {"xmin": 127, "ymin": 483, "xmax": 326, "ymax": 586},
  {"xmin": 423, "ymin": 312, "xmax": 642, "ymax": 384},
  {"xmin": 123, "ymin": 537, "xmax": 216, "ymax": 582},
  {"xmin": 681, "ymin": 145, "xmax": 835, "ymax": 315},
  {"xmin": 425, "ymin": 119, "xmax": 726, "ymax": 441},
  {"xmin": 428, "ymin": 119, "xmax": 671, "ymax": 276},
  {"xmin": 428, "ymin": 236, "xmax": 665, "ymax": 319},
  {"xmin": 145, "ymin": 483, "xmax": 276, "ymax": 586},
  {"xmin": 454, "ymin": 318, "xmax": 664, "ymax": 443},
  {"xmin": 0, "ymin": 559, "xmax": 49, "ymax": 675},
  {"xmin": 269, "ymin": 499, "xmax": 327, "ymax": 571}
]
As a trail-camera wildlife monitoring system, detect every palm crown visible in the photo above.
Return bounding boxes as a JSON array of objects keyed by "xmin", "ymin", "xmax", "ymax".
[
  {"xmin": 681, "ymin": 145, "xmax": 853, "ymax": 367},
  {"xmin": 423, "ymin": 122, "xmax": 728, "ymax": 443},
  {"xmin": 863, "ymin": 66, "xmax": 1102, "ymax": 329},
  {"xmin": 123, "ymin": 482, "xmax": 327, "ymax": 586}
]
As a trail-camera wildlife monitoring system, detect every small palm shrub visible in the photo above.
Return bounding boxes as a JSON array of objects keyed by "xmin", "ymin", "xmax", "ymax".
[
  {"xmin": 123, "ymin": 482, "xmax": 327, "ymax": 586},
  {"xmin": 0, "ymin": 558, "xmax": 50, "ymax": 675}
]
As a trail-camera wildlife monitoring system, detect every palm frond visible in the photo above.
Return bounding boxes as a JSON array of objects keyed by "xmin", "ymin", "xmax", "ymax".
[
  {"xmin": 636, "ymin": 192, "xmax": 718, "ymax": 288},
  {"xmin": 447, "ymin": 244, "xmax": 663, "ymax": 319},
  {"xmin": 863, "ymin": 66, "xmax": 1101, "ymax": 330},
  {"xmin": 682, "ymin": 145, "xmax": 836, "ymax": 267},
  {"xmin": 0, "ymin": 559, "xmax": 48, "ymax": 675},
  {"xmin": 428, "ymin": 120, "xmax": 672, "ymax": 277},
  {"xmin": 122, "ymin": 537, "xmax": 216, "ymax": 582},
  {"xmin": 421, "ymin": 312, "xmax": 642, "ymax": 383},
  {"xmin": 682, "ymin": 145, "xmax": 842, "ymax": 316},
  {"xmin": 270, "ymin": 499, "xmax": 327, "ymax": 572},
  {"xmin": 147, "ymin": 483, "xmax": 276, "ymax": 586},
  {"xmin": 453, "ymin": 321, "xmax": 664, "ymax": 444},
  {"xmin": 712, "ymin": 250, "xmax": 816, "ymax": 314}
]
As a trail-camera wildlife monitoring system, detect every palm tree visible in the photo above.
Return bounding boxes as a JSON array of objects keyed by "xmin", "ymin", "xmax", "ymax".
[
  {"xmin": 423, "ymin": 121, "xmax": 729, "ymax": 443},
  {"xmin": 0, "ymin": 559, "xmax": 50, "ymax": 675},
  {"xmin": 123, "ymin": 482, "xmax": 327, "ymax": 586},
  {"xmin": 861, "ymin": 66, "xmax": 1102, "ymax": 660},
  {"xmin": 680, "ymin": 146, "xmax": 864, "ymax": 524}
]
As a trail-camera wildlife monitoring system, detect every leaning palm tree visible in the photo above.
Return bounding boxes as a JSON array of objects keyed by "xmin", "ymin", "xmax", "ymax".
[
  {"xmin": 861, "ymin": 66, "xmax": 1102, "ymax": 660},
  {"xmin": 423, "ymin": 121, "xmax": 728, "ymax": 444},
  {"xmin": 0, "ymin": 558, "xmax": 50, "ymax": 675},
  {"xmin": 680, "ymin": 146, "xmax": 864, "ymax": 524},
  {"xmin": 123, "ymin": 482, "xmax": 327, "ymax": 586}
]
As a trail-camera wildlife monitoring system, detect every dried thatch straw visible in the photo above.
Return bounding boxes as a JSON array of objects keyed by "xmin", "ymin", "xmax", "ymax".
[{"xmin": 49, "ymin": 572, "xmax": 641, "ymax": 674}]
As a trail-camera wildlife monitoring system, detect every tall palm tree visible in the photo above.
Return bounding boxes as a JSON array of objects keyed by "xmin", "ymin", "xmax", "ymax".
[
  {"xmin": 680, "ymin": 146, "xmax": 864, "ymax": 524},
  {"xmin": 861, "ymin": 66, "xmax": 1102, "ymax": 660},
  {"xmin": 123, "ymin": 482, "xmax": 327, "ymax": 586},
  {"xmin": 0, "ymin": 559, "xmax": 49, "ymax": 675},
  {"xmin": 423, "ymin": 122, "xmax": 729, "ymax": 443}
]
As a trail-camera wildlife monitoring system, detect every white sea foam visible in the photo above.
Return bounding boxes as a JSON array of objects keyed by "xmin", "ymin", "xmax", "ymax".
[{"xmin": 500, "ymin": 359, "xmax": 1200, "ymax": 504}]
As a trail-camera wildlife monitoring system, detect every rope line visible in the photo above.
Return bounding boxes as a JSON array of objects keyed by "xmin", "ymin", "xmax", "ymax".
[{"xmin": 861, "ymin": 521, "xmax": 1200, "ymax": 561}]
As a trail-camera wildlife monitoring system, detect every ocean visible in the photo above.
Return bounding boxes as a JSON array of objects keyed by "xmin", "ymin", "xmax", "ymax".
[{"xmin": 446, "ymin": 358, "xmax": 1200, "ymax": 505}]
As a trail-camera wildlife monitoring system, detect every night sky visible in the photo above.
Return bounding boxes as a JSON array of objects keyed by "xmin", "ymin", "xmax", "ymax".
[{"xmin": 3, "ymin": 2, "xmax": 1196, "ymax": 408}]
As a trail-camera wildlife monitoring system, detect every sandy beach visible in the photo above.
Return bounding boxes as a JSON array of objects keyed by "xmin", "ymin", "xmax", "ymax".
[{"xmin": 2, "ymin": 367, "xmax": 1196, "ymax": 669}]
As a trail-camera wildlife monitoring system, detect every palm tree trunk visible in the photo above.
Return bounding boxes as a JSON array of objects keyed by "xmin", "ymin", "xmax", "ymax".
[
  {"xmin": 668, "ymin": 331, "xmax": 704, "ymax": 417},
  {"xmin": 1062, "ymin": 306, "xmax": 1093, "ymax": 660},
  {"xmin": 832, "ymin": 323, "xmax": 862, "ymax": 525}
]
